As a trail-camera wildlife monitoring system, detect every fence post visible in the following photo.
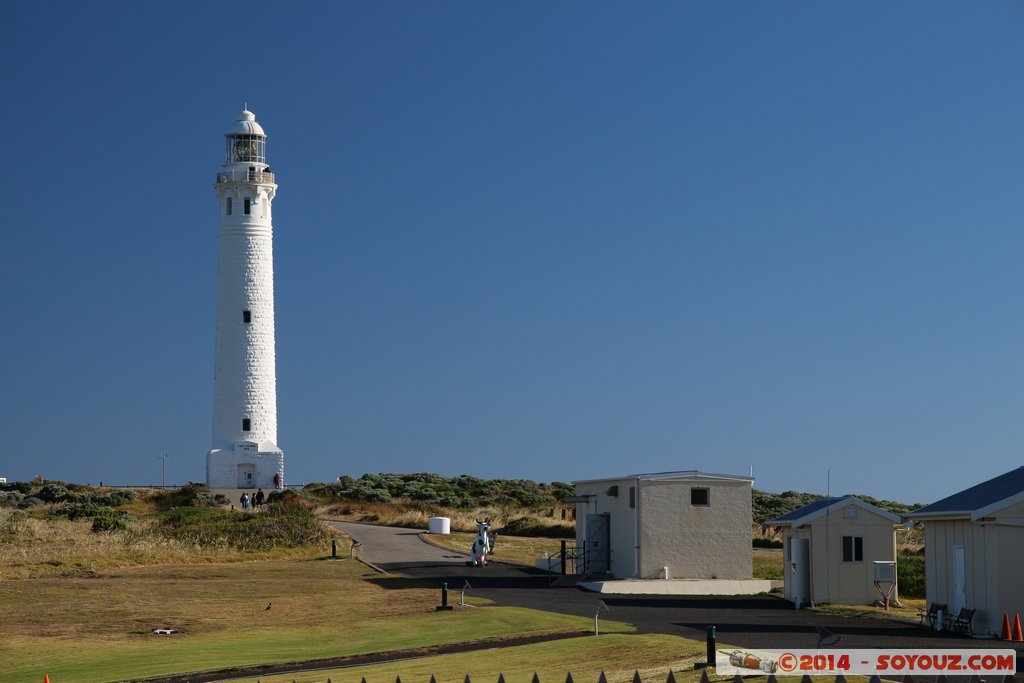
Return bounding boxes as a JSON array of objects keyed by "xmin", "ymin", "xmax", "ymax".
[
  {"xmin": 437, "ymin": 582, "xmax": 453, "ymax": 611},
  {"xmin": 561, "ymin": 540, "xmax": 567, "ymax": 575},
  {"xmin": 706, "ymin": 625, "xmax": 716, "ymax": 666}
]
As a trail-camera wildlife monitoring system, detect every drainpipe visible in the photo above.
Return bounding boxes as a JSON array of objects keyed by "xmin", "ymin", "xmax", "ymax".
[
  {"xmin": 808, "ymin": 527, "xmax": 816, "ymax": 608},
  {"xmin": 634, "ymin": 476, "xmax": 641, "ymax": 578}
]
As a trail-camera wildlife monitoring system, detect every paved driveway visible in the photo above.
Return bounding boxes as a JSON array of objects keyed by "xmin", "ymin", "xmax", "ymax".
[{"xmin": 327, "ymin": 522, "xmax": 1024, "ymax": 659}]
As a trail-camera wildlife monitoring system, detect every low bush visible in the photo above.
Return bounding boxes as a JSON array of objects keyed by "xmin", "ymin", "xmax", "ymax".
[
  {"xmin": 0, "ymin": 491, "xmax": 24, "ymax": 507},
  {"xmin": 319, "ymin": 473, "xmax": 574, "ymax": 510},
  {"xmin": 268, "ymin": 489, "xmax": 300, "ymax": 505},
  {"xmin": 154, "ymin": 497, "xmax": 328, "ymax": 551},
  {"xmin": 91, "ymin": 508, "xmax": 128, "ymax": 533},
  {"xmin": 36, "ymin": 484, "xmax": 72, "ymax": 504},
  {"xmin": 149, "ymin": 483, "xmax": 220, "ymax": 510},
  {"xmin": 898, "ymin": 554, "xmax": 925, "ymax": 599},
  {"xmin": 499, "ymin": 516, "xmax": 575, "ymax": 539},
  {"xmin": 57, "ymin": 501, "xmax": 106, "ymax": 521}
]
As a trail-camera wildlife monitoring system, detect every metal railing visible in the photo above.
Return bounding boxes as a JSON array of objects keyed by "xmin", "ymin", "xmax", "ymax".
[{"xmin": 215, "ymin": 169, "xmax": 276, "ymax": 184}]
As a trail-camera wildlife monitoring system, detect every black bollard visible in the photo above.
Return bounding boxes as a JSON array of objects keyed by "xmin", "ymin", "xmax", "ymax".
[
  {"xmin": 706, "ymin": 625, "xmax": 716, "ymax": 667},
  {"xmin": 436, "ymin": 582, "xmax": 453, "ymax": 611},
  {"xmin": 331, "ymin": 538, "xmax": 337, "ymax": 558}
]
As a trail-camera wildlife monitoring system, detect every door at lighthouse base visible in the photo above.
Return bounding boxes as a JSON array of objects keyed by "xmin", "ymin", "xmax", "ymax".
[{"xmin": 237, "ymin": 464, "xmax": 256, "ymax": 489}]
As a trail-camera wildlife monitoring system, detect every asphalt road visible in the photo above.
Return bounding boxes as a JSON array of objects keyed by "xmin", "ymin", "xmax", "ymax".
[{"xmin": 327, "ymin": 521, "xmax": 1024, "ymax": 662}]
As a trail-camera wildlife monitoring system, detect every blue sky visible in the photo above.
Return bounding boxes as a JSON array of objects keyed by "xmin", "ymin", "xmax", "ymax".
[{"xmin": 1, "ymin": 1, "xmax": 1021, "ymax": 503}]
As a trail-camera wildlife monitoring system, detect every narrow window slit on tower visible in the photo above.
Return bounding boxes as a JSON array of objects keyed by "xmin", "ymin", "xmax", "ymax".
[
  {"xmin": 244, "ymin": 198, "xmax": 251, "ymax": 215},
  {"xmin": 243, "ymin": 310, "xmax": 251, "ymax": 323},
  {"xmin": 226, "ymin": 197, "xmax": 232, "ymax": 215},
  {"xmin": 242, "ymin": 418, "xmax": 251, "ymax": 432}
]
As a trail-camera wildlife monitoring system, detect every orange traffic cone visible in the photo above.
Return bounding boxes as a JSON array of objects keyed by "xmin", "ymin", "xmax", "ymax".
[
  {"xmin": 1000, "ymin": 613, "xmax": 1012, "ymax": 640},
  {"xmin": 44, "ymin": 676, "xmax": 50, "ymax": 683},
  {"xmin": 1014, "ymin": 613, "xmax": 1023, "ymax": 641}
]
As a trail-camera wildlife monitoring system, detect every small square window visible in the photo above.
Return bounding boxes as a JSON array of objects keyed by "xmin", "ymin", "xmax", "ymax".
[
  {"xmin": 845, "ymin": 506, "xmax": 858, "ymax": 518},
  {"xmin": 691, "ymin": 487, "xmax": 710, "ymax": 506},
  {"xmin": 242, "ymin": 418, "xmax": 251, "ymax": 432},
  {"xmin": 243, "ymin": 310, "xmax": 251, "ymax": 323}
]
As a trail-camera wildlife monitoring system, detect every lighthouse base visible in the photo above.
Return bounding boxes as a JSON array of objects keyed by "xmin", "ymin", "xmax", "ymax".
[{"xmin": 207, "ymin": 442, "xmax": 284, "ymax": 490}]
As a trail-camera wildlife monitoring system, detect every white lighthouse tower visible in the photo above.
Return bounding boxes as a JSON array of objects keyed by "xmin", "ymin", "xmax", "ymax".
[{"xmin": 206, "ymin": 108, "xmax": 284, "ymax": 490}]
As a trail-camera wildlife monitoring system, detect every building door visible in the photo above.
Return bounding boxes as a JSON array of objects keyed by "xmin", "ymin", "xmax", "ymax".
[
  {"xmin": 790, "ymin": 538, "xmax": 812, "ymax": 608},
  {"xmin": 237, "ymin": 464, "xmax": 256, "ymax": 489},
  {"xmin": 585, "ymin": 513, "xmax": 610, "ymax": 574},
  {"xmin": 953, "ymin": 546, "xmax": 966, "ymax": 614}
]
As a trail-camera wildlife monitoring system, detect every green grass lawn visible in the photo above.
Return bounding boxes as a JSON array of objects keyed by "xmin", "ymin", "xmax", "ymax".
[
  {"xmin": 0, "ymin": 558, "xmax": 631, "ymax": 683},
  {"xmin": 225, "ymin": 634, "xmax": 874, "ymax": 683},
  {"xmin": 224, "ymin": 633, "xmax": 706, "ymax": 683},
  {"xmin": 751, "ymin": 551, "xmax": 783, "ymax": 580}
]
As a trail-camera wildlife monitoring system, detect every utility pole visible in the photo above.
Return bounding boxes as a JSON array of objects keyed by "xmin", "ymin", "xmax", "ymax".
[{"xmin": 158, "ymin": 453, "xmax": 168, "ymax": 488}]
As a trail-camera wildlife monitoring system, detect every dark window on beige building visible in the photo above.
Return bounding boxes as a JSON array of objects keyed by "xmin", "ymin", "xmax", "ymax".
[
  {"xmin": 691, "ymin": 487, "xmax": 709, "ymax": 506},
  {"xmin": 842, "ymin": 535, "xmax": 863, "ymax": 562}
]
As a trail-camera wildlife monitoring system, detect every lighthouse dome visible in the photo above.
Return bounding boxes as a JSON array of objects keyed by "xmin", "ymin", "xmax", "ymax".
[{"xmin": 226, "ymin": 109, "xmax": 265, "ymax": 137}]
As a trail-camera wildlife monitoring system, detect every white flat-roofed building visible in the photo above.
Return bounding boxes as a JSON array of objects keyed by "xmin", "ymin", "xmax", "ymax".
[{"xmin": 571, "ymin": 470, "xmax": 754, "ymax": 580}]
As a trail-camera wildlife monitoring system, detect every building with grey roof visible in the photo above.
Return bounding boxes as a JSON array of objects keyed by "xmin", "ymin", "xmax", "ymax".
[
  {"xmin": 768, "ymin": 496, "xmax": 901, "ymax": 607},
  {"xmin": 906, "ymin": 466, "xmax": 1024, "ymax": 636}
]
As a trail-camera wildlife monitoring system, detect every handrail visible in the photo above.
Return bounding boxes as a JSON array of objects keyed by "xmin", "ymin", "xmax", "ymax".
[{"xmin": 216, "ymin": 170, "xmax": 276, "ymax": 184}]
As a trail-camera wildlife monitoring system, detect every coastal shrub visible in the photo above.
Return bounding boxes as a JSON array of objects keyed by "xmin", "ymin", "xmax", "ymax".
[
  {"xmin": 150, "ymin": 483, "xmax": 219, "ymax": 510},
  {"xmin": 0, "ymin": 491, "xmax": 24, "ymax": 507},
  {"xmin": 324, "ymin": 473, "xmax": 574, "ymax": 509},
  {"xmin": 37, "ymin": 484, "xmax": 72, "ymax": 503},
  {"xmin": 91, "ymin": 508, "xmax": 128, "ymax": 533},
  {"xmin": 154, "ymin": 497, "xmax": 327, "ymax": 550},
  {"xmin": 500, "ymin": 516, "xmax": 574, "ymax": 539},
  {"xmin": 898, "ymin": 553, "xmax": 925, "ymax": 598}
]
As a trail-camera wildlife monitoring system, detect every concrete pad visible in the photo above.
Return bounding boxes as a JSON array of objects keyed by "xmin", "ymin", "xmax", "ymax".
[{"xmin": 579, "ymin": 578, "xmax": 779, "ymax": 595}]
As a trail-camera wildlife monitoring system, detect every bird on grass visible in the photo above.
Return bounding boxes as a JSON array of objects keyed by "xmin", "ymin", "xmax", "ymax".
[{"xmin": 265, "ymin": 602, "xmax": 272, "ymax": 611}]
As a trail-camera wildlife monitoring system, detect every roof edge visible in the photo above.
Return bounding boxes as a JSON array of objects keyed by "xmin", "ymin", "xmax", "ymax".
[
  {"xmin": 970, "ymin": 489, "xmax": 1024, "ymax": 521},
  {"xmin": 768, "ymin": 496, "xmax": 901, "ymax": 526},
  {"xmin": 572, "ymin": 470, "xmax": 755, "ymax": 486}
]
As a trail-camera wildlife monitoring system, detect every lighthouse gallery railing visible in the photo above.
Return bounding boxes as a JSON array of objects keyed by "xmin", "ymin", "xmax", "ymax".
[{"xmin": 216, "ymin": 169, "xmax": 276, "ymax": 184}]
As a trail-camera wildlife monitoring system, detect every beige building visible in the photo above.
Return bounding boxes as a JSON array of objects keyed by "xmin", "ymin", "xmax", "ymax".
[
  {"xmin": 768, "ymin": 496, "xmax": 900, "ymax": 607},
  {"xmin": 905, "ymin": 466, "xmax": 1024, "ymax": 636},
  {"xmin": 571, "ymin": 471, "xmax": 754, "ymax": 580}
]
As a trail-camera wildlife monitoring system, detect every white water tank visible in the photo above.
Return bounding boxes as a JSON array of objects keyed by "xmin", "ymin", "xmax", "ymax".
[{"xmin": 428, "ymin": 517, "xmax": 451, "ymax": 534}]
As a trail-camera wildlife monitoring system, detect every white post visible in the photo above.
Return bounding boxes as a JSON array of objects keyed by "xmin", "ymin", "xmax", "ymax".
[{"xmin": 594, "ymin": 599, "xmax": 608, "ymax": 636}]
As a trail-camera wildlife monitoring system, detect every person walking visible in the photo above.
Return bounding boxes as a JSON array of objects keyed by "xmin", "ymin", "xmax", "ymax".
[
  {"xmin": 240, "ymin": 492, "xmax": 250, "ymax": 511},
  {"xmin": 254, "ymin": 488, "xmax": 265, "ymax": 509}
]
